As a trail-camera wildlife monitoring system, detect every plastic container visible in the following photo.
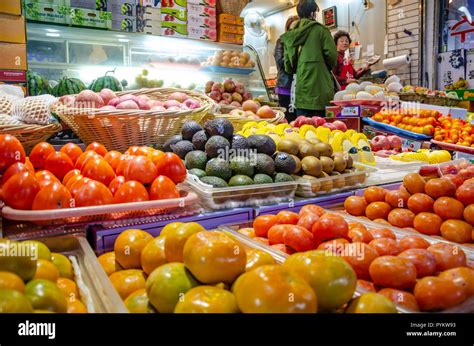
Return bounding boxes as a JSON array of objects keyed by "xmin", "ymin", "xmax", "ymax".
[
  {"xmin": 431, "ymin": 139, "xmax": 474, "ymax": 155},
  {"xmin": 184, "ymin": 174, "xmax": 297, "ymax": 210},
  {"xmin": 201, "ymin": 65, "xmax": 255, "ymax": 75},
  {"xmin": 364, "ymin": 117, "xmax": 433, "ymax": 140},
  {"xmin": 294, "ymin": 166, "xmax": 374, "ymax": 198},
  {"xmin": 423, "ymin": 159, "xmax": 471, "ymax": 178},
  {"xmin": 365, "ymin": 157, "xmax": 423, "ymax": 185},
  {"xmin": 0, "ymin": 190, "xmax": 198, "ymax": 224},
  {"xmin": 27, "ymin": 235, "xmax": 127, "ymax": 313}
]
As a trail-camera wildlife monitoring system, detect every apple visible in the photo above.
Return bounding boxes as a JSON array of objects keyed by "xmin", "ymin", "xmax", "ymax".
[
  {"xmin": 231, "ymin": 101, "xmax": 242, "ymax": 108},
  {"xmin": 232, "ymin": 92, "xmax": 243, "ymax": 103},
  {"xmin": 443, "ymin": 174, "xmax": 464, "ymax": 188},
  {"xmin": 183, "ymin": 98, "xmax": 201, "ymax": 109},
  {"xmin": 209, "ymin": 91, "xmax": 222, "ymax": 102},
  {"xmin": 322, "ymin": 122, "xmax": 337, "ymax": 131},
  {"xmin": 219, "ymin": 100, "xmax": 230, "ymax": 105},
  {"xmin": 245, "ymin": 111, "xmax": 255, "ymax": 117},
  {"xmin": 440, "ymin": 165, "xmax": 458, "ymax": 175},
  {"xmin": 370, "ymin": 135, "xmax": 391, "ymax": 151},
  {"xmin": 311, "ymin": 116, "xmax": 326, "ymax": 127},
  {"xmin": 242, "ymin": 91, "xmax": 252, "ymax": 101},
  {"xmin": 387, "ymin": 135, "xmax": 402, "ymax": 150},
  {"xmin": 223, "ymin": 79, "xmax": 236, "ymax": 93},
  {"xmin": 294, "ymin": 116, "xmax": 312, "ymax": 127},
  {"xmin": 212, "ymin": 83, "xmax": 224, "ymax": 93},
  {"xmin": 230, "ymin": 109, "xmax": 246, "ymax": 117},
  {"xmin": 419, "ymin": 165, "xmax": 440, "ymax": 177},
  {"xmin": 332, "ymin": 120, "xmax": 347, "ymax": 131},
  {"xmin": 163, "ymin": 100, "xmax": 182, "ymax": 109},
  {"xmin": 168, "ymin": 92, "xmax": 189, "ymax": 103},
  {"xmin": 234, "ymin": 82, "xmax": 245, "ymax": 94},
  {"xmin": 242, "ymin": 100, "xmax": 259, "ymax": 113},
  {"xmin": 221, "ymin": 93, "xmax": 233, "ymax": 103},
  {"xmin": 256, "ymin": 105, "xmax": 276, "ymax": 119},
  {"xmin": 205, "ymin": 80, "xmax": 214, "ymax": 93}
]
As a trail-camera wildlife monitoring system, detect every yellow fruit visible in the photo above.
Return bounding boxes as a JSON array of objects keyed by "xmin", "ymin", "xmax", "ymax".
[
  {"xmin": 141, "ymin": 236, "xmax": 167, "ymax": 275},
  {"xmin": 51, "ymin": 253, "xmax": 73, "ymax": 279},
  {"xmin": 159, "ymin": 222, "xmax": 183, "ymax": 237},
  {"xmin": 114, "ymin": 229, "xmax": 153, "ymax": 269},
  {"xmin": 33, "ymin": 259, "xmax": 59, "ymax": 282},
  {"xmin": 124, "ymin": 288, "xmax": 154, "ymax": 313},
  {"xmin": 25, "ymin": 279, "xmax": 67, "ymax": 313},
  {"xmin": 56, "ymin": 278, "xmax": 79, "ymax": 303},
  {"xmin": 22, "ymin": 240, "xmax": 51, "ymax": 261},
  {"xmin": 109, "ymin": 269, "xmax": 146, "ymax": 300},
  {"xmin": 0, "ymin": 289, "xmax": 33, "ymax": 313},
  {"xmin": 0, "ymin": 271, "xmax": 25, "ymax": 293},
  {"xmin": 0, "ymin": 239, "xmax": 37, "ymax": 281},
  {"xmin": 67, "ymin": 299, "xmax": 87, "ymax": 313},
  {"xmin": 174, "ymin": 286, "xmax": 239, "ymax": 313},
  {"xmin": 245, "ymin": 249, "xmax": 275, "ymax": 271},
  {"xmin": 98, "ymin": 252, "xmax": 121, "ymax": 276},
  {"xmin": 164, "ymin": 222, "xmax": 205, "ymax": 262}
]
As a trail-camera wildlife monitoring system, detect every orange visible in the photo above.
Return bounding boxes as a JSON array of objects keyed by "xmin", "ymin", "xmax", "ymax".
[
  {"xmin": 51, "ymin": 253, "xmax": 73, "ymax": 279},
  {"xmin": 159, "ymin": 222, "xmax": 183, "ymax": 237},
  {"xmin": 245, "ymin": 249, "xmax": 275, "ymax": 272},
  {"xmin": 97, "ymin": 252, "xmax": 121, "ymax": 276},
  {"xmin": 114, "ymin": 229, "xmax": 153, "ymax": 269},
  {"xmin": 33, "ymin": 259, "xmax": 59, "ymax": 282},
  {"xmin": 346, "ymin": 293, "xmax": 397, "ymax": 313},
  {"xmin": 0, "ymin": 271, "xmax": 25, "ymax": 293},
  {"xmin": 124, "ymin": 288, "xmax": 154, "ymax": 313},
  {"xmin": 25, "ymin": 279, "xmax": 67, "ymax": 312},
  {"xmin": 56, "ymin": 278, "xmax": 79, "ymax": 303},
  {"xmin": 174, "ymin": 286, "xmax": 239, "ymax": 313},
  {"xmin": 140, "ymin": 236, "xmax": 167, "ymax": 275},
  {"xmin": 164, "ymin": 222, "xmax": 205, "ymax": 262},
  {"xmin": 0, "ymin": 289, "xmax": 33, "ymax": 313},
  {"xmin": 67, "ymin": 299, "xmax": 87, "ymax": 313},
  {"xmin": 109, "ymin": 269, "xmax": 146, "ymax": 300}
]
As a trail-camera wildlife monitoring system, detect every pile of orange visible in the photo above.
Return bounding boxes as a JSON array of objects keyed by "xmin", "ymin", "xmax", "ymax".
[
  {"xmin": 433, "ymin": 116, "xmax": 474, "ymax": 148},
  {"xmin": 371, "ymin": 109, "xmax": 441, "ymax": 136}
]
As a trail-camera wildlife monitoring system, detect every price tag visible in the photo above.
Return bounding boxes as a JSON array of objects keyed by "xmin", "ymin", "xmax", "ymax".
[
  {"xmin": 401, "ymin": 138, "xmax": 422, "ymax": 152},
  {"xmin": 341, "ymin": 106, "xmax": 360, "ymax": 117},
  {"xmin": 454, "ymin": 151, "xmax": 474, "ymax": 162}
]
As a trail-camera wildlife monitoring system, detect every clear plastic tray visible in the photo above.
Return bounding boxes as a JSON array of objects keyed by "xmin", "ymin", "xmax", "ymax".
[
  {"xmin": 0, "ymin": 190, "xmax": 198, "ymax": 224},
  {"xmin": 26, "ymin": 235, "xmax": 127, "ymax": 313},
  {"xmin": 184, "ymin": 174, "xmax": 297, "ymax": 210},
  {"xmin": 219, "ymin": 217, "xmax": 474, "ymax": 313},
  {"xmin": 365, "ymin": 158, "xmax": 423, "ymax": 185},
  {"xmin": 294, "ymin": 166, "xmax": 375, "ymax": 198}
]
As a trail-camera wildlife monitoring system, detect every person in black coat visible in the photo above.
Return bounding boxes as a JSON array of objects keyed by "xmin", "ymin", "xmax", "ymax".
[{"xmin": 274, "ymin": 15, "xmax": 299, "ymax": 122}]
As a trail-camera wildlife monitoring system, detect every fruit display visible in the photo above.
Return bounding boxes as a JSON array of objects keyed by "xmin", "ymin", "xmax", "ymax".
[
  {"xmin": 205, "ymin": 78, "xmax": 253, "ymax": 109},
  {"xmin": 389, "ymin": 149, "xmax": 452, "ymax": 163},
  {"xmin": 27, "ymin": 71, "xmax": 52, "ymax": 96},
  {"xmin": 0, "ymin": 238, "xmax": 88, "ymax": 313},
  {"xmin": 444, "ymin": 78, "xmax": 469, "ymax": 91},
  {"xmin": 201, "ymin": 50, "xmax": 256, "ymax": 69},
  {"xmin": 344, "ymin": 172, "xmax": 474, "ymax": 244},
  {"xmin": 333, "ymin": 76, "xmax": 401, "ymax": 103},
  {"xmin": 233, "ymin": 206, "xmax": 474, "ymax": 312},
  {"xmin": 0, "ymin": 135, "xmax": 186, "ymax": 212},
  {"xmin": 52, "ymin": 76, "xmax": 87, "ymax": 97},
  {"xmin": 370, "ymin": 134, "xmax": 402, "ymax": 156},
  {"xmin": 370, "ymin": 109, "xmax": 442, "ymax": 136},
  {"xmin": 135, "ymin": 69, "xmax": 164, "ymax": 89},
  {"xmin": 99, "ymin": 222, "xmax": 403, "ymax": 313},
  {"xmin": 432, "ymin": 115, "xmax": 474, "ymax": 149},
  {"xmin": 89, "ymin": 70, "xmax": 125, "ymax": 92},
  {"xmin": 400, "ymin": 84, "xmax": 462, "ymax": 106}
]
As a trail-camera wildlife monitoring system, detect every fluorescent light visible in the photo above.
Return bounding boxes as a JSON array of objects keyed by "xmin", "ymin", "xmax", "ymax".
[
  {"xmin": 46, "ymin": 28, "xmax": 59, "ymax": 33},
  {"xmin": 46, "ymin": 33, "xmax": 60, "ymax": 37},
  {"xmin": 118, "ymin": 38, "xmax": 129, "ymax": 42},
  {"xmin": 115, "ymin": 34, "xmax": 127, "ymax": 38}
]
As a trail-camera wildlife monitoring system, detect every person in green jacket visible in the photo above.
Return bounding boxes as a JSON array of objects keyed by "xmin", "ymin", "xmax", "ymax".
[{"xmin": 281, "ymin": 0, "xmax": 338, "ymax": 117}]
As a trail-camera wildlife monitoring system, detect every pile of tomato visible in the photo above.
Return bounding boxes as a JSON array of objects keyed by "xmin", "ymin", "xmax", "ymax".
[
  {"xmin": 238, "ymin": 206, "xmax": 474, "ymax": 312},
  {"xmin": 0, "ymin": 134, "xmax": 187, "ymax": 211}
]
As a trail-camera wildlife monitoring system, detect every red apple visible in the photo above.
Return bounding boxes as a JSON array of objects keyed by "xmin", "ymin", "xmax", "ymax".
[
  {"xmin": 332, "ymin": 120, "xmax": 347, "ymax": 131},
  {"xmin": 387, "ymin": 135, "xmax": 402, "ymax": 150},
  {"xmin": 370, "ymin": 135, "xmax": 391, "ymax": 151},
  {"xmin": 223, "ymin": 79, "xmax": 236, "ymax": 93},
  {"xmin": 311, "ymin": 116, "xmax": 326, "ymax": 127}
]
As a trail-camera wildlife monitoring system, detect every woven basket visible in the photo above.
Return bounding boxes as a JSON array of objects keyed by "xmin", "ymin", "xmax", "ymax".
[
  {"xmin": 0, "ymin": 122, "xmax": 62, "ymax": 152},
  {"xmin": 53, "ymin": 88, "xmax": 216, "ymax": 152},
  {"xmin": 219, "ymin": 0, "xmax": 248, "ymax": 16},
  {"xmin": 212, "ymin": 109, "xmax": 285, "ymax": 131}
]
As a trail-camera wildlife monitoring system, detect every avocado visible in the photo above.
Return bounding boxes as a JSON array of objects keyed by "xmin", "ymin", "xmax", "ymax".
[
  {"xmin": 290, "ymin": 155, "xmax": 301, "ymax": 174},
  {"xmin": 230, "ymin": 156, "xmax": 254, "ymax": 177},
  {"xmin": 320, "ymin": 156, "xmax": 335, "ymax": 174},
  {"xmin": 205, "ymin": 158, "xmax": 232, "ymax": 181},
  {"xmin": 231, "ymin": 134, "xmax": 250, "ymax": 151},
  {"xmin": 204, "ymin": 119, "xmax": 234, "ymax": 140},
  {"xmin": 192, "ymin": 130, "xmax": 208, "ymax": 151},
  {"xmin": 163, "ymin": 135, "xmax": 182, "ymax": 152},
  {"xmin": 315, "ymin": 142, "xmax": 333, "ymax": 157},
  {"xmin": 254, "ymin": 153, "xmax": 275, "ymax": 175},
  {"xmin": 182, "ymin": 121, "xmax": 203, "ymax": 141},
  {"xmin": 333, "ymin": 155, "xmax": 347, "ymax": 173},
  {"xmin": 205, "ymin": 136, "xmax": 230, "ymax": 159},
  {"xmin": 188, "ymin": 168, "xmax": 207, "ymax": 178},
  {"xmin": 185, "ymin": 150, "xmax": 208, "ymax": 170},
  {"xmin": 229, "ymin": 175, "xmax": 254, "ymax": 186},
  {"xmin": 274, "ymin": 152, "xmax": 297, "ymax": 175},
  {"xmin": 200, "ymin": 176, "xmax": 228, "ymax": 188},
  {"xmin": 277, "ymin": 139, "xmax": 299, "ymax": 155},
  {"xmin": 301, "ymin": 156, "xmax": 322, "ymax": 176},
  {"xmin": 298, "ymin": 143, "xmax": 319, "ymax": 158},
  {"xmin": 172, "ymin": 140, "xmax": 195, "ymax": 159},
  {"xmin": 254, "ymin": 174, "xmax": 273, "ymax": 184},
  {"xmin": 247, "ymin": 135, "xmax": 276, "ymax": 156},
  {"xmin": 274, "ymin": 172, "xmax": 294, "ymax": 183}
]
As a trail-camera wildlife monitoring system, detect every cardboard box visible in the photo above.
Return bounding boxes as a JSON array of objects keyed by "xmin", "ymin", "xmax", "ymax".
[
  {"xmin": 187, "ymin": 4, "xmax": 215, "ymax": 17},
  {"xmin": 0, "ymin": 0, "xmax": 22, "ymax": 15},
  {"xmin": 137, "ymin": 5, "xmax": 161, "ymax": 20},
  {"xmin": 69, "ymin": 8, "xmax": 112, "ymax": 28},
  {"xmin": 161, "ymin": 0, "xmax": 186, "ymax": 10},
  {"xmin": 141, "ymin": 21, "xmax": 161, "ymax": 35},
  {"xmin": 25, "ymin": 0, "xmax": 66, "ymax": 6},
  {"xmin": 218, "ymin": 32, "xmax": 243, "ymax": 45},
  {"xmin": 326, "ymin": 117, "xmax": 361, "ymax": 132},
  {"xmin": 218, "ymin": 23, "xmax": 244, "ymax": 35},
  {"xmin": 325, "ymin": 105, "xmax": 382, "ymax": 118},
  {"xmin": 24, "ymin": 2, "xmax": 69, "ymax": 24},
  {"xmin": 140, "ymin": 0, "xmax": 161, "ymax": 8},
  {"xmin": 161, "ymin": 7, "xmax": 186, "ymax": 24},
  {"xmin": 187, "ymin": 26, "xmax": 216, "ymax": 41},
  {"xmin": 0, "ymin": 43, "xmax": 27, "ymax": 70},
  {"xmin": 107, "ymin": 0, "xmax": 138, "ymax": 16},
  {"xmin": 0, "ymin": 14, "xmax": 26, "ymax": 44},
  {"xmin": 68, "ymin": 0, "xmax": 107, "ymax": 11},
  {"xmin": 188, "ymin": 14, "xmax": 215, "ymax": 28},
  {"xmin": 187, "ymin": 0, "xmax": 215, "ymax": 7},
  {"xmin": 162, "ymin": 21, "xmax": 187, "ymax": 37},
  {"xmin": 218, "ymin": 13, "xmax": 243, "ymax": 25},
  {"xmin": 112, "ymin": 14, "xmax": 137, "ymax": 31}
]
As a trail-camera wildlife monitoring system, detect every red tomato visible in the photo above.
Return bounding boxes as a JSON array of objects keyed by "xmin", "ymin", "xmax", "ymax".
[
  {"xmin": 86, "ymin": 142, "xmax": 107, "ymax": 156},
  {"xmin": 32, "ymin": 182, "xmax": 72, "ymax": 210},
  {"xmin": 369, "ymin": 238, "xmax": 402, "ymax": 256},
  {"xmin": 378, "ymin": 288, "xmax": 419, "ymax": 312},
  {"xmin": 35, "ymin": 170, "xmax": 60, "ymax": 188},
  {"xmin": 364, "ymin": 186, "xmax": 387, "ymax": 203},
  {"xmin": 344, "ymin": 196, "xmax": 367, "ymax": 216},
  {"xmin": 126, "ymin": 146, "xmax": 152, "ymax": 156},
  {"xmin": 253, "ymin": 214, "xmax": 279, "ymax": 237},
  {"xmin": 433, "ymin": 197, "xmax": 464, "ymax": 220},
  {"xmin": 104, "ymin": 150, "xmax": 122, "ymax": 171},
  {"xmin": 1, "ymin": 162, "xmax": 34, "ymax": 185},
  {"xmin": 115, "ymin": 155, "xmax": 132, "ymax": 176},
  {"xmin": 59, "ymin": 143, "xmax": 83, "ymax": 164},
  {"xmin": 28, "ymin": 142, "xmax": 53, "ymax": 170},
  {"xmin": 113, "ymin": 181, "xmax": 149, "ymax": 204},
  {"xmin": 413, "ymin": 212, "xmax": 443, "ymax": 236},
  {"xmin": 297, "ymin": 213, "xmax": 319, "ymax": 231},
  {"xmin": 407, "ymin": 193, "xmax": 434, "ymax": 214},
  {"xmin": 148, "ymin": 150, "xmax": 166, "ymax": 166},
  {"xmin": 74, "ymin": 180, "xmax": 113, "ymax": 207},
  {"xmin": 399, "ymin": 235, "xmax": 430, "ymax": 251},
  {"xmin": 149, "ymin": 176, "xmax": 179, "ymax": 200},
  {"xmin": 398, "ymin": 248, "xmax": 437, "ymax": 278},
  {"xmin": 276, "ymin": 211, "xmax": 299, "ymax": 225},
  {"xmin": 82, "ymin": 157, "xmax": 116, "ymax": 186},
  {"xmin": 65, "ymin": 174, "xmax": 83, "ymax": 191},
  {"xmin": 75, "ymin": 150, "xmax": 100, "ymax": 171},
  {"xmin": 317, "ymin": 238, "xmax": 349, "ymax": 255},
  {"xmin": 342, "ymin": 242, "xmax": 379, "ymax": 280},
  {"xmin": 282, "ymin": 225, "xmax": 315, "ymax": 252},
  {"xmin": 298, "ymin": 204, "xmax": 325, "ymax": 217},
  {"xmin": 348, "ymin": 227, "xmax": 374, "ymax": 244},
  {"xmin": 2, "ymin": 171, "xmax": 40, "ymax": 210},
  {"xmin": 62, "ymin": 169, "xmax": 81, "ymax": 185},
  {"xmin": 357, "ymin": 279, "xmax": 376, "ymax": 293},
  {"xmin": 365, "ymin": 202, "xmax": 392, "ymax": 220},
  {"xmin": 267, "ymin": 225, "xmax": 292, "ymax": 245},
  {"xmin": 311, "ymin": 213, "xmax": 349, "ymax": 243},
  {"xmin": 124, "ymin": 156, "xmax": 157, "ymax": 185},
  {"xmin": 427, "ymin": 243, "xmax": 467, "ymax": 272},
  {"xmin": 369, "ymin": 228, "xmax": 396, "ymax": 240},
  {"xmin": 45, "ymin": 152, "xmax": 74, "ymax": 181},
  {"xmin": 24, "ymin": 158, "xmax": 34, "ymax": 172},
  {"xmin": 439, "ymin": 267, "xmax": 474, "ymax": 297},
  {"xmin": 154, "ymin": 152, "xmax": 186, "ymax": 184},
  {"xmin": 108, "ymin": 176, "xmax": 126, "ymax": 196},
  {"xmin": 69, "ymin": 177, "xmax": 90, "ymax": 197},
  {"xmin": 369, "ymin": 256, "xmax": 417, "ymax": 289},
  {"xmin": 387, "ymin": 208, "xmax": 415, "ymax": 228},
  {"xmin": 414, "ymin": 276, "xmax": 466, "ymax": 311}
]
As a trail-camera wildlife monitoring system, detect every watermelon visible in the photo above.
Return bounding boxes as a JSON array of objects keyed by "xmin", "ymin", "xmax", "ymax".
[
  {"xmin": 27, "ymin": 71, "xmax": 50, "ymax": 96},
  {"xmin": 89, "ymin": 70, "xmax": 123, "ymax": 92},
  {"xmin": 53, "ymin": 77, "xmax": 87, "ymax": 97}
]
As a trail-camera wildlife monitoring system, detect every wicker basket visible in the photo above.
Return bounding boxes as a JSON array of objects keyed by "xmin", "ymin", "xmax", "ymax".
[
  {"xmin": 219, "ymin": 0, "xmax": 249, "ymax": 16},
  {"xmin": 0, "ymin": 122, "xmax": 62, "ymax": 152},
  {"xmin": 212, "ymin": 109, "xmax": 285, "ymax": 131},
  {"xmin": 53, "ymin": 88, "xmax": 216, "ymax": 152}
]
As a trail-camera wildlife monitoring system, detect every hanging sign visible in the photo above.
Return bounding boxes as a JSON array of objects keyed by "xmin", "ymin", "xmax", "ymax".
[
  {"xmin": 322, "ymin": 6, "xmax": 337, "ymax": 29},
  {"xmin": 450, "ymin": 15, "xmax": 474, "ymax": 43}
]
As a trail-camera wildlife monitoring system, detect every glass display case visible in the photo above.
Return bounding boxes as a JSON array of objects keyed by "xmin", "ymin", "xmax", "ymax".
[{"xmin": 26, "ymin": 22, "xmax": 270, "ymax": 99}]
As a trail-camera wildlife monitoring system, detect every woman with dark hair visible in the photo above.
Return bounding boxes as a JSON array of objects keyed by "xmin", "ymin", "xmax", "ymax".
[
  {"xmin": 274, "ymin": 15, "xmax": 299, "ymax": 122},
  {"xmin": 333, "ymin": 30, "xmax": 372, "ymax": 90},
  {"xmin": 281, "ymin": 0, "xmax": 337, "ymax": 117}
]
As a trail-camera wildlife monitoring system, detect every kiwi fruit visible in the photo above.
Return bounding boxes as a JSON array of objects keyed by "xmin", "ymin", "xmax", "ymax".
[
  {"xmin": 343, "ymin": 169, "xmax": 358, "ymax": 186},
  {"xmin": 302, "ymin": 175, "xmax": 321, "ymax": 193},
  {"xmin": 346, "ymin": 155, "xmax": 354, "ymax": 169},
  {"xmin": 298, "ymin": 143, "xmax": 319, "ymax": 158},
  {"xmin": 320, "ymin": 156, "xmax": 334, "ymax": 174},
  {"xmin": 290, "ymin": 155, "xmax": 302, "ymax": 174},
  {"xmin": 301, "ymin": 156, "xmax": 322, "ymax": 176},
  {"xmin": 333, "ymin": 155, "xmax": 347, "ymax": 173},
  {"xmin": 318, "ymin": 171, "xmax": 333, "ymax": 192},
  {"xmin": 315, "ymin": 142, "xmax": 333, "ymax": 157},
  {"xmin": 331, "ymin": 172, "xmax": 346, "ymax": 189},
  {"xmin": 277, "ymin": 139, "xmax": 299, "ymax": 156}
]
